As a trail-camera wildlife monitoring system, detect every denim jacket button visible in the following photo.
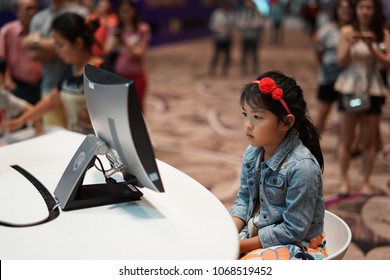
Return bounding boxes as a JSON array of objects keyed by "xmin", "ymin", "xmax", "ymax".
[
  {"xmin": 263, "ymin": 214, "xmax": 267, "ymax": 219},
  {"xmin": 249, "ymin": 181, "xmax": 254, "ymax": 185}
]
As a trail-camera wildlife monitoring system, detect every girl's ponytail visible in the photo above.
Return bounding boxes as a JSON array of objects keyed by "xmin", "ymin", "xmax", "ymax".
[{"xmin": 294, "ymin": 116, "xmax": 324, "ymax": 171}]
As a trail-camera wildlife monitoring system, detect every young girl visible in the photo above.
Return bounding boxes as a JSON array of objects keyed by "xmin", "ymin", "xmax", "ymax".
[{"xmin": 230, "ymin": 71, "xmax": 327, "ymax": 260}]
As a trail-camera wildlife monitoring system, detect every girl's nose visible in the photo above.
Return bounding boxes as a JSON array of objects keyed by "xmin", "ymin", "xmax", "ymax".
[{"xmin": 245, "ymin": 119, "xmax": 253, "ymax": 129}]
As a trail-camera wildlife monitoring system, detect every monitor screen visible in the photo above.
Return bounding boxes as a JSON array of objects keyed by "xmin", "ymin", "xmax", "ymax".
[
  {"xmin": 83, "ymin": 64, "xmax": 164, "ymax": 193},
  {"xmin": 55, "ymin": 64, "xmax": 164, "ymax": 210}
]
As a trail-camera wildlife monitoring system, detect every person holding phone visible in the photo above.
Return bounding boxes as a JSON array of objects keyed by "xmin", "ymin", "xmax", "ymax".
[{"xmin": 334, "ymin": 0, "xmax": 390, "ymax": 198}]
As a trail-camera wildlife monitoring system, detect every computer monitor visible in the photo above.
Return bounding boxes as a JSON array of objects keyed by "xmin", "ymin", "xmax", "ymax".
[{"xmin": 54, "ymin": 64, "xmax": 164, "ymax": 210}]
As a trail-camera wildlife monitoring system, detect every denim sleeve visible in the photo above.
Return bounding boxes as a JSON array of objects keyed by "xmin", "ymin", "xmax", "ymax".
[{"xmin": 259, "ymin": 158, "xmax": 322, "ymax": 247}]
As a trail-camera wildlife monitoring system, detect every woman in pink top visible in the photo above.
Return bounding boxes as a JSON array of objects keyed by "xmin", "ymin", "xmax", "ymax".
[{"xmin": 105, "ymin": 0, "xmax": 151, "ymax": 111}]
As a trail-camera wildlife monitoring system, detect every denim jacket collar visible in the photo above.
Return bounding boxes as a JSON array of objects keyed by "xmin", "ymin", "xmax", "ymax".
[{"xmin": 243, "ymin": 131, "xmax": 299, "ymax": 171}]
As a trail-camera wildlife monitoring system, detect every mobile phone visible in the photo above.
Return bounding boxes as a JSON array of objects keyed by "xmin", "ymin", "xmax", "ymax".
[
  {"xmin": 360, "ymin": 35, "xmax": 374, "ymax": 40},
  {"xmin": 352, "ymin": 34, "xmax": 373, "ymax": 40}
]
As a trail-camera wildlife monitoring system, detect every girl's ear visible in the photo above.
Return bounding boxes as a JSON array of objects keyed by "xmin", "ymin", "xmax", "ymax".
[
  {"xmin": 281, "ymin": 114, "xmax": 295, "ymax": 131},
  {"xmin": 74, "ymin": 37, "xmax": 84, "ymax": 49}
]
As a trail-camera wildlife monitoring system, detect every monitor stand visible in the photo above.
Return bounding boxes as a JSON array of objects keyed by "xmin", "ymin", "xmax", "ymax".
[{"xmin": 54, "ymin": 135, "xmax": 143, "ymax": 211}]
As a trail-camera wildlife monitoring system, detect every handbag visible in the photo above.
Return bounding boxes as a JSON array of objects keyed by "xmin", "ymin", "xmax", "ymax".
[
  {"xmin": 342, "ymin": 63, "xmax": 374, "ymax": 113},
  {"xmin": 342, "ymin": 92, "xmax": 371, "ymax": 113}
]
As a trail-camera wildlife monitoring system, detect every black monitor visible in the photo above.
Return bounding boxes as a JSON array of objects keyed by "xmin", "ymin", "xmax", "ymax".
[{"xmin": 54, "ymin": 64, "xmax": 164, "ymax": 210}]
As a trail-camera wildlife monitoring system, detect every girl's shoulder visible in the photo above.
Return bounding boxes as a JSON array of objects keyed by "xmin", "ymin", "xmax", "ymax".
[
  {"xmin": 321, "ymin": 21, "xmax": 337, "ymax": 32},
  {"xmin": 289, "ymin": 143, "xmax": 321, "ymax": 170},
  {"xmin": 316, "ymin": 22, "xmax": 338, "ymax": 39}
]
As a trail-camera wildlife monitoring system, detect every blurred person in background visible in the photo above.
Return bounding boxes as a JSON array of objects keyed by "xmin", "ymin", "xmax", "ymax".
[
  {"xmin": 86, "ymin": 0, "xmax": 118, "ymax": 58},
  {"xmin": 4, "ymin": 12, "xmax": 109, "ymax": 135},
  {"xmin": 21, "ymin": 0, "xmax": 87, "ymax": 128},
  {"xmin": 79, "ymin": 0, "xmax": 95, "ymax": 12},
  {"xmin": 236, "ymin": 0, "xmax": 265, "ymax": 76},
  {"xmin": 0, "ymin": 0, "xmax": 42, "ymax": 105},
  {"xmin": 0, "ymin": 58, "xmax": 42, "ymax": 138},
  {"xmin": 334, "ymin": 0, "xmax": 390, "ymax": 197},
  {"xmin": 208, "ymin": 0, "xmax": 235, "ymax": 76},
  {"xmin": 269, "ymin": 0, "xmax": 286, "ymax": 45},
  {"xmin": 312, "ymin": 0, "xmax": 353, "ymax": 134},
  {"xmin": 301, "ymin": 0, "xmax": 321, "ymax": 36},
  {"xmin": 104, "ymin": 0, "xmax": 150, "ymax": 112}
]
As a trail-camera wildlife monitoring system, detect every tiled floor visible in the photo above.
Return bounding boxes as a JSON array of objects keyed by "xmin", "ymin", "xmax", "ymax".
[{"xmin": 144, "ymin": 17, "xmax": 390, "ymax": 260}]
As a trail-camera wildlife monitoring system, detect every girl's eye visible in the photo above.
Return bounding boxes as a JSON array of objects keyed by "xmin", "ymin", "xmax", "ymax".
[
  {"xmin": 254, "ymin": 115, "xmax": 262, "ymax": 120},
  {"xmin": 242, "ymin": 112, "xmax": 247, "ymax": 117}
]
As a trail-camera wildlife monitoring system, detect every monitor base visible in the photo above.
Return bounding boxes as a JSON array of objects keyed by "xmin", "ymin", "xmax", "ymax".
[
  {"xmin": 64, "ymin": 180, "xmax": 143, "ymax": 211},
  {"xmin": 54, "ymin": 135, "xmax": 143, "ymax": 211}
]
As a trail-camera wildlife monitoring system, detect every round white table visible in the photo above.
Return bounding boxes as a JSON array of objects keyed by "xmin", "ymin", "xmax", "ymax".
[{"xmin": 0, "ymin": 130, "xmax": 239, "ymax": 259}]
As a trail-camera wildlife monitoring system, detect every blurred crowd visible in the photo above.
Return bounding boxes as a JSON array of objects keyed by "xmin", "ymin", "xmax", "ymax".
[
  {"xmin": 0, "ymin": 0, "xmax": 150, "ymax": 139},
  {"xmin": 0, "ymin": 0, "xmax": 389, "ymax": 193},
  {"xmin": 310, "ymin": 0, "xmax": 390, "ymax": 196}
]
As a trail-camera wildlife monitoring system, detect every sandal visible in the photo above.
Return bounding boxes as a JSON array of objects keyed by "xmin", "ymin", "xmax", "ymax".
[{"xmin": 337, "ymin": 192, "xmax": 350, "ymax": 199}]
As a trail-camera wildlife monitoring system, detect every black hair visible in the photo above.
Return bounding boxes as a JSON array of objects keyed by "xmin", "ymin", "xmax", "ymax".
[
  {"xmin": 0, "ymin": 58, "xmax": 7, "ymax": 75},
  {"xmin": 240, "ymin": 71, "xmax": 324, "ymax": 170},
  {"xmin": 51, "ymin": 12, "xmax": 98, "ymax": 50},
  {"xmin": 328, "ymin": 0, "xmax": 353, "ymax": 24},
  {"xmin": 352, "ymin": 0, "xmax": 384, "ymax": 42},
  {"xmin": 116, "ymin": 0, "xmax": 141, "ymax": 30}
]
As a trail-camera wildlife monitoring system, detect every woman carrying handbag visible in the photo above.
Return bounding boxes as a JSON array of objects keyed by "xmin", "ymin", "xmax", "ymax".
[{"xmin": 334, "ymin": 0, "xmax": 390, "ymax": 198}]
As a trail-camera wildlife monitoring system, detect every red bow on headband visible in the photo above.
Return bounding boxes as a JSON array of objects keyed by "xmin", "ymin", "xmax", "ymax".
[{"xmin": 252, "ymin": 78, "xmax": 291, "ymax": 115}]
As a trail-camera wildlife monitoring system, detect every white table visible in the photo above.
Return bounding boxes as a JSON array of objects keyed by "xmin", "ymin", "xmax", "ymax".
[{"xmin": 0, "ymin": 130, "xmax": 239, "ymax": 259}]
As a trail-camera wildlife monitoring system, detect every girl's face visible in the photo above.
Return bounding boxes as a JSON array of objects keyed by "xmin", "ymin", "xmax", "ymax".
[
  {"xmin": 356, "ymin": 0, "xmax": 374, "ymax": 26},
  {"xmin": 118, "ymin": 3, "xmax": 136, "ymax": 22},
  {"xmin": 337, "ymin": 0, "xmax": 353, "ymax": 25},
  {"xmin": 241, "ymin": 102, "xmax": 287, "ymax": 149},
  {"xmin": 53, "ymin": 31, "xmax": 78, "ymax": 64}
]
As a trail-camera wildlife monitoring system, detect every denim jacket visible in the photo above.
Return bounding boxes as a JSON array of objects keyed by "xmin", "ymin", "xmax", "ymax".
[{"xmin": 230, "ymin": 132, "xmax": 325, "ymax": 248}]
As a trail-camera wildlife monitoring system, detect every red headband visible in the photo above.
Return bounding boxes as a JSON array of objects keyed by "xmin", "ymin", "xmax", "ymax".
[{"xmin": 252, "ymin": 77, "xmax": 291, "ymax": 115}]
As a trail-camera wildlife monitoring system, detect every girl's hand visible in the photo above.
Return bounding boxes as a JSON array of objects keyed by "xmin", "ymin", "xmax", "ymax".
[
  {"xmin": 22, "ymin": 32, "xmax": 41, "ymax": 49},
  {"xmin": 239, "ymin": 237, "xmax": 262, "ymax": 254},
  {"xmin": 233, "ymin": 216, "xmax": 245, "ymax": 232},
  {"xmin": 360, "ymin": 31, "xmax": 376, "ymax": 46},
  {"xmin": 351, "ymin": 31, "xmax": 361, "ymax": 41},
  {"xmin": 1, "ymin": 118, "xmax": 26, "ymax": 133}
]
